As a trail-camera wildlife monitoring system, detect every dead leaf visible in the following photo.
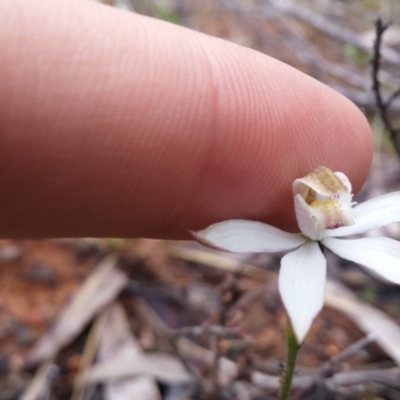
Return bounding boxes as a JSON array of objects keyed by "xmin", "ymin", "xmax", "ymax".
[
  {"xmin": 80, "ymin": 352, "xmax": 194, "ymax": 385},
  {"xmin": 27, "ymin": 256, "xmax": 129, "ymax": 365},
  {"xmin": 104, "ymin": 376, "xmax": 161, "ymax": 400},
  {"xmin": 99, "ymin": 304, "xmax": 161, "ymax": 400}
]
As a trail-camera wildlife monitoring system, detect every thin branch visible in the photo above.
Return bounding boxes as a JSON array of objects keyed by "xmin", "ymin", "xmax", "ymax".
[
  {"xmin": 319, "ymin": 333, "xmax": 376, "ymax": 376},
  {"xmin": 218, "ymin": 0, "xmax": 400, "ymax": 112},
  {"xmin": 252, "ymin": 367, "xmax": 400, "ymax": 391},
  {"xmin": 173, "ymin": 324, "xmax": 240, "ymax": 338},
  {"xmin": 264, "ymin": 0, "xmax": 400, "ymax": 66},
  {"xmin": 372, "ymin": 18, "xmax": 400, "ymax": 158},
  {"xmin": 170, "ymin": 334, "xmax": 204, "ymax": 383}
]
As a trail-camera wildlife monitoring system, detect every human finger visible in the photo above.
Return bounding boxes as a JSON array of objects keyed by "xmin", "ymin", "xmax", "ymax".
[{"xmin": 0, "ymin": 0, "xmax": 372, "ymax": 238}]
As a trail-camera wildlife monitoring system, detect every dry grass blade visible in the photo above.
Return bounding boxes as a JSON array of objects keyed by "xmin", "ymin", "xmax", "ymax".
[
  {"xmin": 71, "ymin": 308, "xmax": 110, "ymax": 400},
  {"xmin": 325, "ymin": 280, "xmax": 400, "ymax": 366},
  {"xmin": 167, "ymin": 245, "xmax": 273, "ymax": 280},
  {"xmin": 20, "ymin": 360, "xmax": 55, "ymax": 400}
]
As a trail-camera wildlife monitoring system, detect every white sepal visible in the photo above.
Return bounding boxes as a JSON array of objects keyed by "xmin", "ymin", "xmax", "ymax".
[
  {"xmin": 323, "ymin": 236, "xmax": 400, "ymax": 284},
  {"xmin": 192, "ymin": 220, "xmax": 307, "ymax": 253},
  {"xmin": 279, "ymin": 241, "xmax": 326, "ymax": 343},
  {"xmin": 292, "ymin": 166, "xmax": 350, "ymax": 199}
]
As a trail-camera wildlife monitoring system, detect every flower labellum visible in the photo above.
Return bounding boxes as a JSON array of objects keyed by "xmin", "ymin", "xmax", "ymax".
[
  {"xmin": 192, "ymin": 166, "xmax": 400, "ymax": 343},
  {"xmin": 293, "ymin": 166, "xmax": 355, "ymax": 240}
]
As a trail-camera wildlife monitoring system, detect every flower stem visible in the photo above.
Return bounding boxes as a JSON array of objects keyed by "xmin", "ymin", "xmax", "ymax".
[{"xmin": 279, "ymin": 321, "xmax": 300, "ymax": 400}]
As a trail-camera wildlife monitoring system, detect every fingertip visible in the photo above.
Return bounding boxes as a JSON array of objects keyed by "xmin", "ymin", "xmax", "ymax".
[{"xmin": 177, "ymin": 43, "xmax": 373, "ymax": 233}]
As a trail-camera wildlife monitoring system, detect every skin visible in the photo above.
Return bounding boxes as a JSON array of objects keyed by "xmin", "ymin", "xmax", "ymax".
[{"xmin": 0, "ymin": 0, "xmax": 372, "ymax": 239}]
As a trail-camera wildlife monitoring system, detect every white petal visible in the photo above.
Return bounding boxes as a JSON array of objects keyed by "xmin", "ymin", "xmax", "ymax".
[
  {"xmin": 279, "ymin": 241, "xmax": 326, "ymax": 343},
  {"xmin": 192, "ymin": 220, "xmax": 306, "ymax": 253},
  {"xmin": 325, "ymin": 192, "xmax": 400, "ymax": 237},
  {"xmin": 323, "ymin": 237, "xmax": 400, "ymax": 284}
]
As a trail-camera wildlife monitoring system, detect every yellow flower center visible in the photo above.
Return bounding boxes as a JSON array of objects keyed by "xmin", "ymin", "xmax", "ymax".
[{"xmin": 309, "ymin": 198, "xmax": 348, "ymax": 229}]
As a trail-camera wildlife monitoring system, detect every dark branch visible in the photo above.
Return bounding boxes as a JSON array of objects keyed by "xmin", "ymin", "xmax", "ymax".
[{"xmin": 372, "ymin": 18, "xmax": 400, "ymax": 158}]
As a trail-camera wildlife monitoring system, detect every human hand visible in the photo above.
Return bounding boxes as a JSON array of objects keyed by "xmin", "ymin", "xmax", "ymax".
[{"xmin": 0, "ymin": 0, "xmax": 372, "ymax": 238}]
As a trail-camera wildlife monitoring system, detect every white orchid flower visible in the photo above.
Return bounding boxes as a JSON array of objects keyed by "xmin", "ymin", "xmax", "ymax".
[{"xmin": 192, "ymin": 166, "xmax": 400, "ymax": 343}]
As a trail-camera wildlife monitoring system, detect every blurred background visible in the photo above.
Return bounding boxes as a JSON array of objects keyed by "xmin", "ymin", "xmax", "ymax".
[{"xmin": 2, "ymin": 1, "xmax": 400, "ymax": 399}]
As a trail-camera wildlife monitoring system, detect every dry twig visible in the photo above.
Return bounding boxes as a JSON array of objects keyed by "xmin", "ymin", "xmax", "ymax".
[
  {"xmin": 294, "ymin": 334, "xmax": 377, "ymax": 397},
  {"xmin": 372, "ymin": 18, "xmax": 400, "ymax": 158}
]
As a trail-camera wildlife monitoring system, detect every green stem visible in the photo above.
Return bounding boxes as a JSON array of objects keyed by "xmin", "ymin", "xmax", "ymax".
[{"xmin": 279, "ymin": 321, "xmax": 300, "ymax": 400}]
